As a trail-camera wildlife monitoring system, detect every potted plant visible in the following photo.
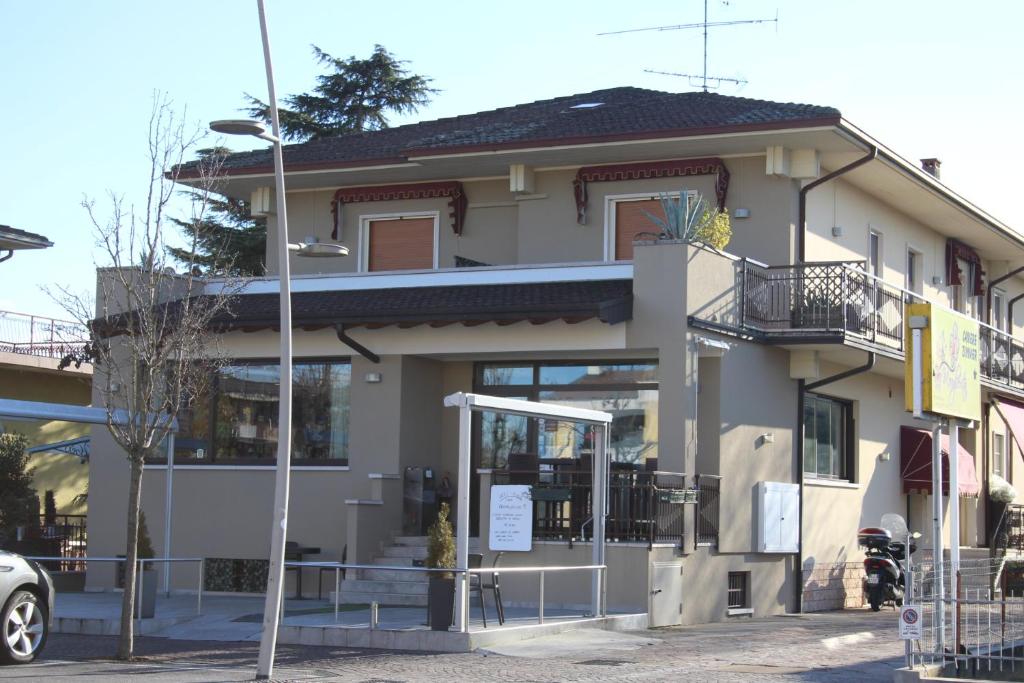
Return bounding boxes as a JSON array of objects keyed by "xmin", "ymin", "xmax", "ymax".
[
  {"xmin": 426, "ymin": 502, "xmax": 456, "ymax": 631},
  {"xmin": 640, "ymin": 187, "xmax": 732, "ymax": 249},
  {"xmin": 135, "ymin": 511, "xmax": 158, "ymax": 618},
  {"xmin": 991, "ymin": 474, "xmax": 1018, "ymax": 550}
]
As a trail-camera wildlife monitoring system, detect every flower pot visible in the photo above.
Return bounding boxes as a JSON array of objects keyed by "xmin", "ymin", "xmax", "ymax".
[
  {"xmin": 427, "ymin": 576, "xmax": 455, "ymax": 631},
  {"xmin": 135, "ymin": 569, "xmax": 158, "ymax": 619}
]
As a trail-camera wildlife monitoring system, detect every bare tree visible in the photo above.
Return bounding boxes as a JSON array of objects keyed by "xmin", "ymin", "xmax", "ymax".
[{"xmin": 50, "ymin": 95, "xmax": 240, "ymax": 660}]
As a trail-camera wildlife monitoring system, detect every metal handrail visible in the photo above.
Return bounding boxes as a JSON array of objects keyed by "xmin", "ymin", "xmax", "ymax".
[
  {"xmin": 24, "ymin": 555, "xmax": 205, "ymax": 618},
  {"xmin": 285, "ymin": 561, "xmax": 608, "ymax": 627}
]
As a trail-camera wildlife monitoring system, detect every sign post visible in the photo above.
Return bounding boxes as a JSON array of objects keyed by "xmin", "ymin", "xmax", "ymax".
[{"xmin": 904, "ymin": 303, "xmax": 980, "ymax": 661}]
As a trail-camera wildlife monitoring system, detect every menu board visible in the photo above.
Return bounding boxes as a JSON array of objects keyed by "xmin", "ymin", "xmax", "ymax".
[{"xmin": 489, "ymin": 485, "xmax": 533, "ymax": 551}]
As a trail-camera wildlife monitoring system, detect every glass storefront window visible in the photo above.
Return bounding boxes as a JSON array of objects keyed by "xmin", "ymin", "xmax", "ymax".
[
  {"xmin": 176, "ymin": 360, "xmax": 351, "ymax": 465},
  {"xmin": 475, "ymin": 361, "xmax": 658, "ymax": 466}
]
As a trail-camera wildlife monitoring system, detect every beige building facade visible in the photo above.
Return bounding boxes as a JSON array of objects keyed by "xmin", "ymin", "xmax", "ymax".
[{"xmin": 85, "ymin": 88, "xmax": 1024, "ymax": 624}]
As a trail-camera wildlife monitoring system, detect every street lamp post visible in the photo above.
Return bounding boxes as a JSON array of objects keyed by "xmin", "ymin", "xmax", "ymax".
[{"xmin": 210, "ymin": 2, "xmax": 346, "ymax": 678}]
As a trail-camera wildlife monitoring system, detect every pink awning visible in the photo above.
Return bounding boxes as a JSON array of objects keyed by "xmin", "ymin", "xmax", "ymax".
[
  {"xmin": 994, "ymin": 397, "xmax": 1024, "ymax": 455},
  {"xmin": 900, "ymin": 426, "xmax": 981, "ymax": 497}
]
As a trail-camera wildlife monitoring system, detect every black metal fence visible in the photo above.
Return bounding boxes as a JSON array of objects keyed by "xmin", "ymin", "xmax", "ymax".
[
  {"xmin": 38, "ymin": 514, "xmax": 87, "ymax": 572},
  {"xmin": 696, "ymin": 474, "xmax": 721, "ymax": 547},
  {"xmin": 490, "ymin": 468, "xmax": 717, "ymax": 549}
]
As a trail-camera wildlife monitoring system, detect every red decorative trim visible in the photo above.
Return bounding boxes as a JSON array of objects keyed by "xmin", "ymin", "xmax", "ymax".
[
  {"xmin": 331, "ymin": 181, "xmax": 467, "ymax": 239},
  {"xmin": 572, "ymin": 158, "xmax": 730, "ymax": 224},
  {"xmin": 945, "ymin": 238, "xmax": 985, "ymax": 296}
]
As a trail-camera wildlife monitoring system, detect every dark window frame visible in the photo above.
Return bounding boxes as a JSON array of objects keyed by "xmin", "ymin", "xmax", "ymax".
[
  {"xmin": 803, "ymin": 392, "xmax": 855, "ymax": 482},
  {"xmin": 472, "ymin": 359, "xmax": 659, "ymax": 468},
  {"xmin": 161, "ymin": 356, "xmax": 352, "ymax": 467},
  {"xmin": 727, "ymin": 571, "xmax": 750, "ymax": 609}
]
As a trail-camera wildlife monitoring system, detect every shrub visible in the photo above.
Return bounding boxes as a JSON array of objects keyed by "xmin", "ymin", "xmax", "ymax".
[
  {"xmin": 426, "ymin": 502, "xmax": 456, "ymax": 577},
  {"xmin": 0, "ymin": 433, "xmax": 38, "ymax": 543}
]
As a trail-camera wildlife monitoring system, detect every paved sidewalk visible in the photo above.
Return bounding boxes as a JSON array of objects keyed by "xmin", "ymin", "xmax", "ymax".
[{"xmin": 0, "ymin": 608, "xmax": 907, "ymax": 682}]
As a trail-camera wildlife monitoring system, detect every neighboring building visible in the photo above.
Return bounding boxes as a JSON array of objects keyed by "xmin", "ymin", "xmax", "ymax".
[
  {"xmin": 86, "ymin": 87, "xmax": 1024, "ymax": 623},
  {"xmin": 0, "ymin": 309, "xmax": 92, "ymax": 516}
]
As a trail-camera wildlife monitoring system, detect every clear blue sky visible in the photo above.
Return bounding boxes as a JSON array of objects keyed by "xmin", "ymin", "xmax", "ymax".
[{"xmin": 1, "ymin": 0, "xmax": 1021, "ymax": 319}]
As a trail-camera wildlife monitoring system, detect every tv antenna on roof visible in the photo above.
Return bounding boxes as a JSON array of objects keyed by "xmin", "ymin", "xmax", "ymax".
[{"xmin": 599, "ymin": 0, "xmax": 777, "ymax": 92}]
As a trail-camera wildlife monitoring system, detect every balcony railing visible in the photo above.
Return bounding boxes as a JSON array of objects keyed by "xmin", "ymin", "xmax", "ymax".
[
  {"xmin": 0, "ymin": 310, "xmax": 89, "ymax": 360},
  {"xmin": 490, "ymin": 468, "xmax": 702, "ymax": 548},
  {"xmin": 695, "ymin": 474, "xmax": 721, "ymax": 547},
  {"xmin": 738, "ymin": 260, "xmax": 1024, "ymax": 392}
]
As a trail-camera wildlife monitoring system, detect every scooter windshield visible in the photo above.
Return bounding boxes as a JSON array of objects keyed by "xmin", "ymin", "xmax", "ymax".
[{"xmin": 880, "ymin": 512, "xmax": 909, "ymax": 539}]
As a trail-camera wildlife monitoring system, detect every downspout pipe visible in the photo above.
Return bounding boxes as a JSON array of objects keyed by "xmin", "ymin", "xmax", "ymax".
[
  {"xmin": 795, "ymin": 351, "xmax": 876, "ymax": 613},
  {"xmin": 0, "ymin": 250, "xmax": 12, "ymax": 264},
  {"xmin": 987, "ymin": 266, "xmax": 1024, "ymax": 324},
  {"xmin": 1008, "ymin": 291, "xmax": 1024, "ymax": 331},
  {"xmin": 798, "ymin": 147, "xmax": 878, "ymax": 263}
]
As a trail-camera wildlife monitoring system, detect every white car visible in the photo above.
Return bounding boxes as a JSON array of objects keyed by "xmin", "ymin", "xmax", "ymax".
[{"xmin": 0, "ymin": 551, "xmax": 54, "ymax": 664}]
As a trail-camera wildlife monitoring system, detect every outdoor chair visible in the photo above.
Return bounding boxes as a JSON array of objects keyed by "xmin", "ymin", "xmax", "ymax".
[
  {"xmin": 482, "ymin": 552, "xmax": 505, "ymax": 625},
  {"xmin": 317, "ymin": 544, "xmax": 346, "ymax": 600},
  {"xmin": 507, "ymin": 452, "xmax": 539, "ymax": 485},
  {"xmin": 468, "ymin": 553, "xmax": 489, "ymax": 627}
]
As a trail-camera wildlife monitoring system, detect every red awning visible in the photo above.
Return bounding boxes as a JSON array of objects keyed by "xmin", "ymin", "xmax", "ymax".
[{"xmin": 900, "ymin": 426, "xmax": 981, "ymax": 497}]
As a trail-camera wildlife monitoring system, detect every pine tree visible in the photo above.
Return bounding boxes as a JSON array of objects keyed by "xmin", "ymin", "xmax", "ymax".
[
  {"xmin": 167, "ymin": 147, "xmax": 267, "ymax": 277},
  {"xmin": 245, "ymin": 44, "xmax": 437, "ymax": 142}
]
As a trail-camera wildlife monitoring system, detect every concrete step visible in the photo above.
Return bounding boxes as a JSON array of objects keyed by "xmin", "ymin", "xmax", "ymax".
[
  {"xmin": 342, "ymin": 579, "xmax": 428, "ymax": 595},
  {"xmin": 390, "ymin": 535, "xmax": 429, "ymax": 547},
  {"xmin": 379, "ymin": 545, "xmax": 429, "ymax": 559},
  {"xmin": 333, "ymin": 591, "xmax": 428, "ymax": 607},
  {"xmin": 359, "ymin": 568, "xmax": 429, "ymax": 583},
  {"xmin": 371, "ymin": 555, "xmax": 419, "ymax": 567}
]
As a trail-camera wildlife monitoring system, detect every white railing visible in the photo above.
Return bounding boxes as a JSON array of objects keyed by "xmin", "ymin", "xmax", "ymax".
[
  {"xmin": 26, "ymin": 555, "xmax": 204, "ymax": 618},
  {"xmin": 286, "ymin": 561, "xmax": 608, "ymax": 629},
  {"xmin": 0, "ymin": 310, "xmax": 89, "ymax": 359}
]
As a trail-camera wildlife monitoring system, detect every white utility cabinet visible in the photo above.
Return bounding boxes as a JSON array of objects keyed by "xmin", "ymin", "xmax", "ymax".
[{"xmin": 756, "ymin": 481, "xmax": 799, "ymax": 553}]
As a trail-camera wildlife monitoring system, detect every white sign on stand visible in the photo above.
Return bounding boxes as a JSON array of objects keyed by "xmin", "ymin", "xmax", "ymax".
[
  {"xmin": 489, "ymin": 485, "xmax": 533, "ymax": 551},
  {"xmin": 899, "ymin": 605, "xmax": 923, "ymax": 640}
]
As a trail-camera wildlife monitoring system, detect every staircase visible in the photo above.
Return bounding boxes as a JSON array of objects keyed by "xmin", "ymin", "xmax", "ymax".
[{"xmin": 334, "ymin": 535, "xmax": 479, "ymax": 607}]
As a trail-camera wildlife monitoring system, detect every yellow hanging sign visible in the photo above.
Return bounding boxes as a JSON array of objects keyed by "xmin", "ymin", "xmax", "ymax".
[{"xmin": 904, "ymin": 302, "xmax": 981, "ymax": 421}]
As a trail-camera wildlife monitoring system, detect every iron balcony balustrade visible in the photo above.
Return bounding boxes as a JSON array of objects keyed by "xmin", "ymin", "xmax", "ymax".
[
  {"xmin": 0, "ymin": 309, "xmax": 89, "ymax": 360},
  {"xmin": 490, "ymin": 468, "xmax": 720, "ymax": 549},
  {"xmin": 737, "ymin": 260, "xmax": 1024, "ymax": 395}
]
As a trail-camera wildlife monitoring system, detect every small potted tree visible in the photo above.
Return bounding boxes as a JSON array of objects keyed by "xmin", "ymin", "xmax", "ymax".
[
  {"xmin": 640, "ymin": 188, "xmax": 731, "ymax": 249},
  {"xmin": 135, "ymin": 511, "xmax": 158, "ymax": 618},
  {"xmin": 426, "ymin": 502, "xmax": 456, "ymax": 631}
]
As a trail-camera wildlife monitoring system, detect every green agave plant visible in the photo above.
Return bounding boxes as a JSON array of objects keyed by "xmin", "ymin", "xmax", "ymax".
[{"xmin": 641, "ymin": 188, "xmax": 731, "ymax": 250}]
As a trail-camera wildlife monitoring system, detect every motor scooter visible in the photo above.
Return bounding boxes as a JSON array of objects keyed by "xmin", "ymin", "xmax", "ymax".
[{"xmin": 859, "ymin": 513, "xmax": 919, "ymax": 612}]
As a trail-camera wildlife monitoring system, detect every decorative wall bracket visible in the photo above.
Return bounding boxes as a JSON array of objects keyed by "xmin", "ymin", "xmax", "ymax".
[
  {"xmin": 572, "ymin": 157, "xmax": 730, "ymax": 224},
  {"xmin": 331, "ymin": 181, "xmax": 468, "ymax": 240}
]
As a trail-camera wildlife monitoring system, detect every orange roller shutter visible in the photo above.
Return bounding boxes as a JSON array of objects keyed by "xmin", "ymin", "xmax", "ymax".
[
  {"xmin": 368, "ymin": 217, "xmax": 435, "ymax": 271},
  {"xmin": 614, "ymin": 199, "xmax": 666, "ymax": 260}
]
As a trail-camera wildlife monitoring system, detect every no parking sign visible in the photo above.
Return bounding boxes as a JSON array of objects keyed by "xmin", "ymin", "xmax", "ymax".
[{"xmin": 899, "ymin": 605, "xmax": 923, "ymax": 640}]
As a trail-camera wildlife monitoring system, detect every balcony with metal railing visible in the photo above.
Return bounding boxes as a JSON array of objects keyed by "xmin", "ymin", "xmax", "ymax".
[
  {"xmin": 0, "ymin": 310, "xmax": 89, "ymax": 360},
  {"xmin": 733, "ymin": 259, "xmax": 1024, "ymax": 395}
]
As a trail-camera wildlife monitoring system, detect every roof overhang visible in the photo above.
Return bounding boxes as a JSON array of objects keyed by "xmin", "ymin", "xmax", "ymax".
[{"xmin": 0, "ymin": 225, "xmax": 53, "ymax": 251}]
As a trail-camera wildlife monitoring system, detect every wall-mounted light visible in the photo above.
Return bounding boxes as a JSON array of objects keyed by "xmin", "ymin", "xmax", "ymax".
[
  {"xmin": 734, "ymin": 208, "xmax": 751, "ymax": 219},
  {"xmin": 831, "ymin": 226, "xmax": 843, "ymax": 237},
  {"xmin": 364, "ymin": 372, "xmax": 383, "ymax": 384},
  {"xmin": 879, "ymin": 451, "xmax": 891, "ymax": 462},
  {"xmin": 932, "ymin": 276, "xmax": 944, "ymax": 286}
]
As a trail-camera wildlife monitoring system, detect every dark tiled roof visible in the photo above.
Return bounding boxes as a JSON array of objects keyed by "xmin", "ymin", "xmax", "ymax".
[
  {"xmin": 193, "ymin": 88, "xmax": 840, "ymax": 176},
  {"xmin": 0, "ymin": 224, "xmax": 52, "ymax": 249},
  {"xmin": 210, "ymin": 279, "xmax": 633, "ymax": 329}
]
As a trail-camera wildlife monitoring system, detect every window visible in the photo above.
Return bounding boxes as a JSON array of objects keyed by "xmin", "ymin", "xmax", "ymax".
[
  {"xmin": 993, "ymin": 289, "xmax": 1007, "ymax": 331},
  {"xmin": 994, "ymin": 432, "xmax": 1006, "ymax": 477},
  {"xmin": 803, "ymin": 393, "xmax": 853, "ymax": 481},
  {"xmin": 361, "ymin": 214, "xmax": 437, "ymax": 272},
  {"xmin": 868, "ymin": 230, "xmax": 882, "ymax": 278},
  {"xmin": 906, "ymin": 248, "xmax": 922, "ymax": 296},
  {"xmin": 951, "ymin": 258, "xmax": 974, "ymax": 316},
  {"xmin": 175, "ymin": 359, "xmax": 351, "ymax": 465},
  {"xmin": 608, "ymin": 193, "xmax": 695, "ymax": 261},
  {"xmin": 475, "ymin": 361, "xmax": 658, "ymax": 467},
  {"xmin": 727, "ymin": 572, "xmax": 750, "ymax": 609}
]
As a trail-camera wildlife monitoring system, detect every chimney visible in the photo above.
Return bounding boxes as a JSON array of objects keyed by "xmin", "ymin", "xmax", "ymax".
[{"xmin": 921, "ymin": 158, "xmax": 941, "ymax": 179}]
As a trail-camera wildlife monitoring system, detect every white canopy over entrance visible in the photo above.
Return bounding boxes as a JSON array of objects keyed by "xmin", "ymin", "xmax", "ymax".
[{"xmin": 443, "ymin": 392, "xmax": 612, "ymax": 632}]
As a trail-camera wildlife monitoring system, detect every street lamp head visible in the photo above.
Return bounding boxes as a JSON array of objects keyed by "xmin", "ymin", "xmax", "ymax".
[
  {"xmin": 209, "ymin": 119, "xmax": 278, "ymax": 142},
  {"xmin": 290, "ymin": 236, "xmax": 349, "ymax": 258}
]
